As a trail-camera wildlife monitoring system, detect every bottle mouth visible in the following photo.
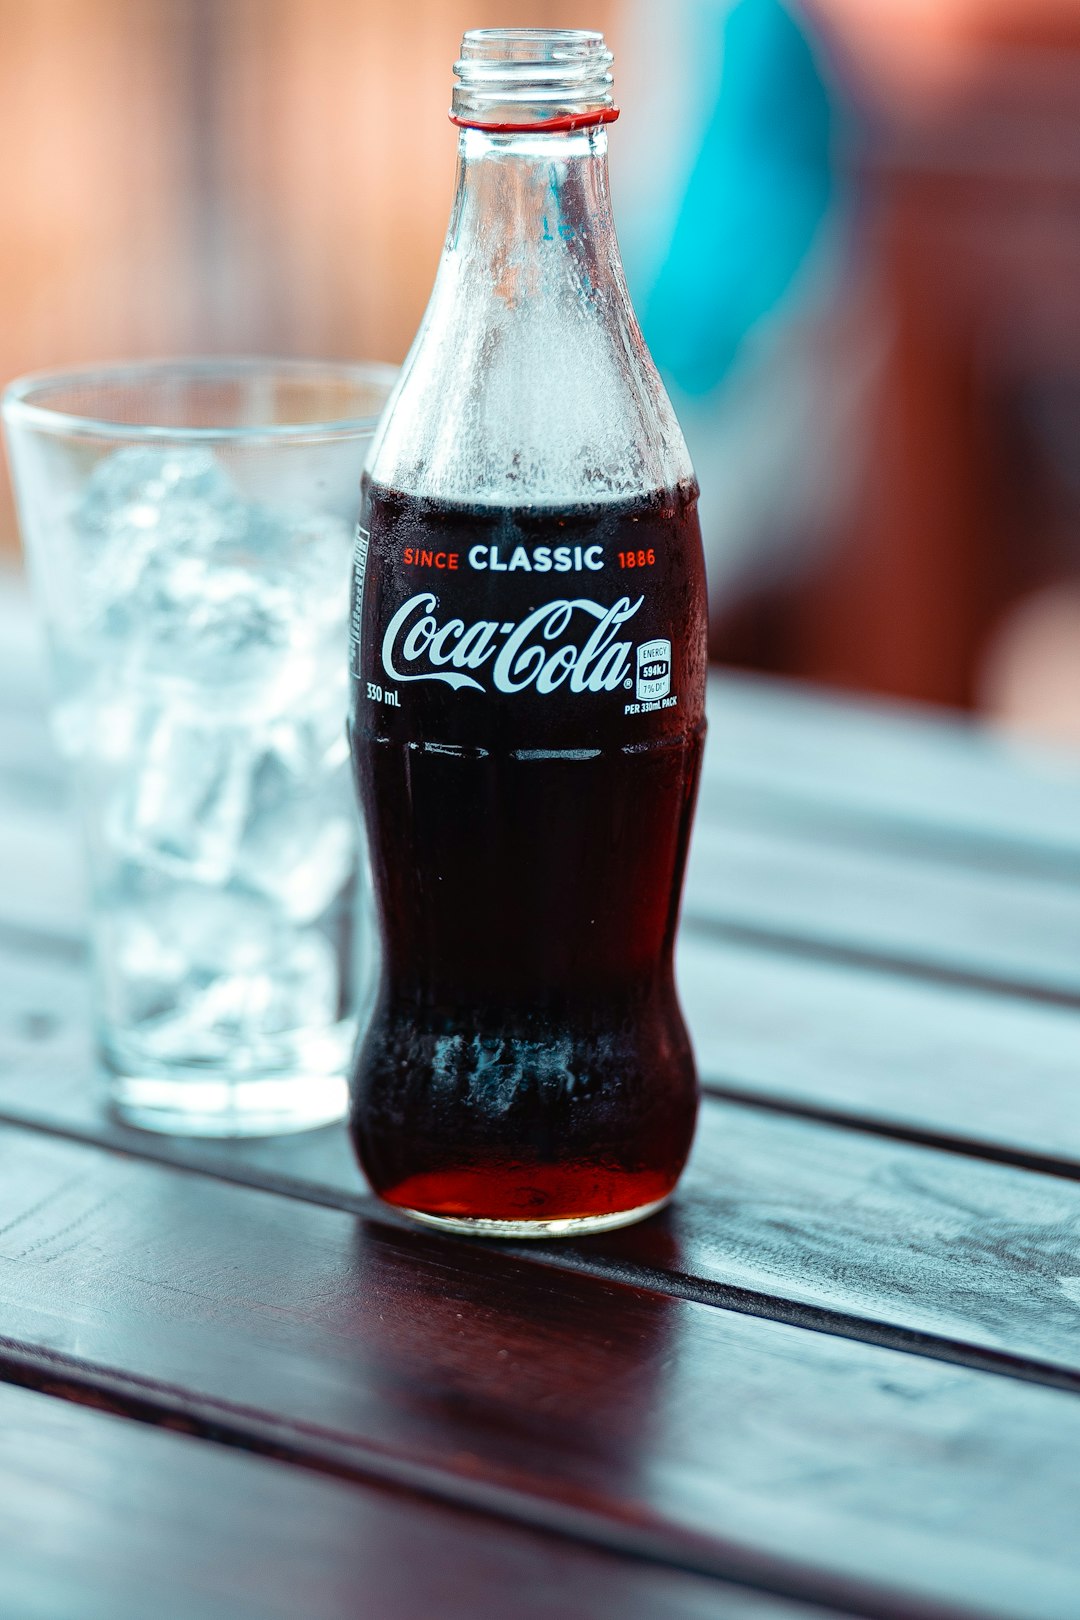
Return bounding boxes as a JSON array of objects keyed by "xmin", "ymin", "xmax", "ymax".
[{"xmin": 451, "ymin": 28, "xmax": 617, "ymax": 132}]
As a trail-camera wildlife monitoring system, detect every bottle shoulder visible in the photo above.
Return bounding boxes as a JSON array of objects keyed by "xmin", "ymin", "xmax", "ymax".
[{"xmin": 367, "ymin": 259, "xmax": 695, "ymax": 508}]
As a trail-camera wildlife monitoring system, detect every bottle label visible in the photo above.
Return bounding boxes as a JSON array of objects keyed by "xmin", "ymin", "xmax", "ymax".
[
  {"xmin": 636, "ymin": 639, "xmax": 672, "ymax": 702},
  {"xmin": 377, "ymin": 592, "xmax": 643, "ymax": 696},
  {"xmin": 349, "ymin": 523, "xmax": 371, "ymax": 678},
  {"xmin": 349, "ymin": 486, "xmax": 707, "ymax": 745}
]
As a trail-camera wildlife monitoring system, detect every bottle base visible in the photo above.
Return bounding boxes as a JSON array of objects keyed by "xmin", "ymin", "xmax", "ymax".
[{"xmin": 384, "ymin": 1193, "xmax": 672, "ymax": 1240}]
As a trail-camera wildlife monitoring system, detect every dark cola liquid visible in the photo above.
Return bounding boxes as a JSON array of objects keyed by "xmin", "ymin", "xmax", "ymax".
[{"xmin": 348, "ymin": 480, "xmax": 707, "ymax": 1227}]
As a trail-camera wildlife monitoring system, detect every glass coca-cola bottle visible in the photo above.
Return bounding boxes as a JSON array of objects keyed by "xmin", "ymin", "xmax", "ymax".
[{"xmin": 348, "ymin": 28, "xmax": 708, "ymax": 1236}]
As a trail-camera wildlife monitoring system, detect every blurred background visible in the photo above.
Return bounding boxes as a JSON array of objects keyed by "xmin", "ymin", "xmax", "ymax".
[{"xmin": 2, "ymin": 0, "xmax": 1079, "ymax": 742}]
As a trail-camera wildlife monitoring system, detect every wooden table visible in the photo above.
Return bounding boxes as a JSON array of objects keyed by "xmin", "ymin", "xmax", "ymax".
[{"xmin": 2, "ymin": 580, "xmax": 1080, "ymax": 1620}]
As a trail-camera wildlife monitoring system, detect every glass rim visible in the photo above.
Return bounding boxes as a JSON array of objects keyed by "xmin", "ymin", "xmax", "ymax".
[{"xmin": 1, "ymin": 356, "xmax": 399, "ymax": 444}]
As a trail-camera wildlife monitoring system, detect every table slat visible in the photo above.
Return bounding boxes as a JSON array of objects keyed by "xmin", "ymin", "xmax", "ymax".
[
  {"xmin": 5, "ymin": 918, "xmax": 1079, "ymax": 1178},
  {"xmin": 6, "ymin": 582, "xmax": 1080, "ymax": 868},
  {"xmin": 702, "ymin": 675, "xmax": 1080, "ymax": 864},
  {"xmin": 684, "ymin": 819, "xmax": 1080, "ymax": 1002},
  {"xmin": 0, "ymin": 1124, "xmax": 1078, "ymax": 1620},
  {"xmin": 0, "ymin": 1380, "xmax": 800, "ymax": 1620},
  {"xmin": 678, "ymin": 933, "xmax": 1080, "ymax": 1171},
  {"xmin": 4, "ymin": 1023, "xmax": 1080, "ymax": 1388},
  {"xmin": 6, "ymin": 761, "xmax": 1080, "ymax": 1018}
]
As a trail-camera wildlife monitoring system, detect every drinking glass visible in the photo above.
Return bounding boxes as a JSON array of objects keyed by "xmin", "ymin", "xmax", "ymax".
[{"xmin": 2, "ymin": 358, "xmax": 395, "ymax": 1136}]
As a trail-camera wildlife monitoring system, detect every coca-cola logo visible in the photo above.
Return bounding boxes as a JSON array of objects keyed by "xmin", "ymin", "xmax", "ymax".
[{"xmin": 381, "ymin": 591, "xmax": 644, "ymax": 695}]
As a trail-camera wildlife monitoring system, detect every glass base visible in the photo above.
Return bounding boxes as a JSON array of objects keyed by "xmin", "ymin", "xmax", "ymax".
[
  {"xmin": 109, "ymin": 1069, "xmax": 348, "ymax": 1138},
  {"xmin": 104, "ymin": 1015, "xmax": 353, "ymax": 1138},
  {"xmin": 388, "ymin": 1193, "xmax": 672, "ymax": 1240}
]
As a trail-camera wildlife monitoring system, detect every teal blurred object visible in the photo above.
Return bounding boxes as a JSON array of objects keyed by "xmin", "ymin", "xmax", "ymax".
[{"xmin": 645, "ymin": 0, "xmax": 839, "ymax": 395}]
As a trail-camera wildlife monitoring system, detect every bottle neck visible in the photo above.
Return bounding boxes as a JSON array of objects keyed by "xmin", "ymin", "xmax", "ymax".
[
  {"xmin": 445, "ymin": 124, "xmax": 622, "ymax": 304},
  {"xmin": 366, "ymin": 117, "xmax": 694, "ymax": 506}
]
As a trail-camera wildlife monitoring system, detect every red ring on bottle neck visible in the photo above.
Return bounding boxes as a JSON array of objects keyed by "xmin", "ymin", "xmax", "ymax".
[{"xmin": 449, "ymin": 107, "xmax": 620, "ymax": 134}]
